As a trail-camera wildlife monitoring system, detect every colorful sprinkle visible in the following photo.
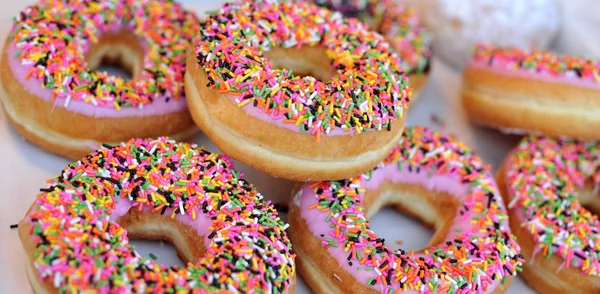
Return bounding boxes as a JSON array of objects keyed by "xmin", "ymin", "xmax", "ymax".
[
  {"xmin": 471, "ymin": 44, "xmax": 600, "ymax": 83},
  {"xmin": 8, "ymin": 0, "xmax": 198, "ymax": 109},
  {"xmin": 196, "ymin": 0, "xmax": 412, "ymax": 136},
  {"xmin": 505, "ymin": 135, "xmax": 600, "ymax": 276},
  {"xmin": 298, "ymin": 126, "xmax": 523, "ymax": 293},
  {"xmin": 23, "ymin": 138, "xmax": 295, "ymax": 292},
  {"xmin": 313, "ymin": 0, "xmax": 432, "ymax": 74}
]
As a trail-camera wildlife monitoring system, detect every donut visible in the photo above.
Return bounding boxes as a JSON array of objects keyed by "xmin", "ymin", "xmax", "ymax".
[
  {"xmin": 416, "ymin": 0, "xmax": 560, "ymax": 68},
  {"xmin": 288, "ymin": 126, "xmax": 524, "ymax": 293},
  {"xmin": 0, "ymin": 0, "xmax": 199, "ymax": 160},
  {"xmin": 17, "ymin": 137, "xmax": 296, "ymax": 293},
  {"xmin": 186, "ymin": 0, "xmax": 412, "ymax": 181},
  {"xmin": 497, "ymin": 135, "xmax": 600, "ymax": 293},
  {"xmin": 312, "ymin": 0, "xmax": 432, "ymax": 99},
  {"xmin": 462, "ymin": 44, "xmax": 600, "ymax": 140}
]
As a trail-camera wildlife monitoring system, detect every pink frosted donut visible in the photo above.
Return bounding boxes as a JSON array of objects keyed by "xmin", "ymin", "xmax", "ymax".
[
  {"xmin": 0, "ymin": 0, "xmax": 199, "ymax": 159},
  {"xmin": 18, "ymin": 137, "xmax": 296, "ymax": 293},
  {"xmin": 497, "ymin": 135, "xmax": 600, "ymax": 293},
  {"xmin": 288, "ymin": 126, "xmax": 524, "ymax": 293},
  {"xmin": 462, "ymin": 44, "xmax": 600, "ymax": 140}
]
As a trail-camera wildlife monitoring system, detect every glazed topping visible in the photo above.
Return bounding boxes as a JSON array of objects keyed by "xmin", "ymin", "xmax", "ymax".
[
  {"xmin": 25, "ymin": 138, "xmax": 295, "ymax": 292},
  {"xmin": 314, "ymin": 0, "xmax": 432, "ymax": 74},
  {"xmin": 302, "ymin": 126, "xmax": 523, "ymax": 293},
  {"xmin": 471, "ymin": 44, "xmax": 600, "ymax": 83},
  {"xmin": 196, "ymin": 0, "xmax": 411, "ymax": 138},
  {"xmin": 506, "ymin": 136, "xmax": 600, "ymax": 276},
  {"xmin": 9, "ymin": 0, "xmax": 197, "ymax": 109}
]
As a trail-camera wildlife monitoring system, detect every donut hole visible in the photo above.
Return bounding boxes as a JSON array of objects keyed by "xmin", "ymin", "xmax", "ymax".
[
  {"xmin": 369, "ymin": 207, "xmax": 433, "ymax": 250},
  {"xmin": 131, "ymin": 240, "xmax": 184, "ymax": 267},
  {"xmin": 363, "ymin": 181, "xmax": 460, "ymax": 250},
  {"xmin": 117, "ymin": 208, "xmax": 208, "ymax": 267},
  {"xmin": 263, "ymin": 46, "xmax": 332, "ymax": 81},
  {"xmin": 85, "ymin": 30, "xmax": 144, "ymax": 80}
]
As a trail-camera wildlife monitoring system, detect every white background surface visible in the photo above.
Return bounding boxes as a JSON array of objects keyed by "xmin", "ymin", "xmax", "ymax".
[{"xmin": 0, "ymin": 0, "xmax": 596, "ymax": 293}]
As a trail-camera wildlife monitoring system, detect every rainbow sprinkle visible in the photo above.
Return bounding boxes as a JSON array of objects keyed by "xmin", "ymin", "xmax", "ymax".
[
  {"xmin": 301, "ymin": 126, "xmax": 523, "ymax": 292},
  {"xmin": 313, "ymin": 0, "xmax": 432, "ymax": 74},
  {"xmin": 8, "ymin": 0, "xmax": 197, "ymax": 109},
  {"xmin": 196, "ymin": 0, "xmax": 411, "ymax": 137},
  {"xmin": 23, "ymin": 138, "xmax": 295, "ymax": 292},
  {"xmin": 471, "ymin": 44, "xmax": 600, "ymax": 83},
  {"xmin": 505, "ymin": 136, "xmax": 600, "ymax": 276}
]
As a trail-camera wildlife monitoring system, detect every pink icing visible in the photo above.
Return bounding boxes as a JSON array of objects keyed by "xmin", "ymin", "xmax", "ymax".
[
  {"xmin": 6, "ymin": 43, "xmax": 188, "ymax": 118},
  {"xmin": 110, "ymin": 197, "xmax": 212, "ymax": 247},
  {"xmin": 297, "ymin": 164, "xmax": 509, "ymax": 293},
  {"xmin": 468, "ymin": 61, "xmax": 600, "ymax": 90}
]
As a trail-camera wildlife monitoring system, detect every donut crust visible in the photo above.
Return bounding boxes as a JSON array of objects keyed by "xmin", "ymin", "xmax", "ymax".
[
  {"xmin": 462, "ymin": 67, "xmax": 600, "ymax": 140},
  {"xmin": 185, "ymin": 51, "xmax": 406, "ymax": 182}
]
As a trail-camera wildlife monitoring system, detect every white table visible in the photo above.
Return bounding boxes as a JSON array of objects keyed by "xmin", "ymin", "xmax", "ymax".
[{"xmin": 1, "ymin": 0, "xmax": 596, "ymax": 293}]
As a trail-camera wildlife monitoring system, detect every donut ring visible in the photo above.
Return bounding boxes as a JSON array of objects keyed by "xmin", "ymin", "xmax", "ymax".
[
  {"xmin": 186, "ymin": 0, "xmax": 412, "ymax": 181},
  {"xmin": 288, "ymin": 126, "xmax": 523, "ymax": 293},
  {"xmin": 497, "ymin": 135, "xmax": 600, "ymax": 293},
  {"xmin": 0, "ymin": 0, "xmax": 199, "ymax": 160},
  {"xmin": 462, "ymin": 44, "xmax": 600, "ymax": 140},
  {"xmin": 313, "ymin": 0, "xmax": 432, "ymax": 99},
  {"xmin": 18, "ymin": 138, "xmax": 296, "ymax": 293}
]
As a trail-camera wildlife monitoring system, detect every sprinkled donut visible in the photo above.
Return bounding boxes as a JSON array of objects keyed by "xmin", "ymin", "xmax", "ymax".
[
  {"xmin": 497, "ymin": 135, "xmax": 600, "ymax": 293},
  {"xmin": 18, "ymin": 138, "xmax": 296, "ymax": 293},
  {"xmin": 312, "ymin": 0, "xmax": 432, "ymax": 99},
  {"xmin": 288, "ymin": 126, "xmax": 523, "ymax": 293},
  {"xmin": 462, "ymin": 44, "xmax": 600, "ymax": 140},
  {"xmin": 186, "ymin": 0, "xmax": 412, "ymax": 181},
  {"xmin": 0, "ymin": 0, "xmax": 199, "ymax": 160}
]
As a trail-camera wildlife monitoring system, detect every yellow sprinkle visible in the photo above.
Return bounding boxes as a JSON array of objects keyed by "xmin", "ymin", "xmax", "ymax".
[
  {"xmin": 237, "ymin": 99, "xmax": 250, "ymax": 108},
  {"xmin": 113, "ymin": 101, "xmax": 121, "ymax": 111}
]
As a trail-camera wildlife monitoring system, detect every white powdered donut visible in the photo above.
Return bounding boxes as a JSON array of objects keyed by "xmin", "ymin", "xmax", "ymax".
[{"xmin": 418, "ymin": 0, "xmax": 561, "ymax": 68}]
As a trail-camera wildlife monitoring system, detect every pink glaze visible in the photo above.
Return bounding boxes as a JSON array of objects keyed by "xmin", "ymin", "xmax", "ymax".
[
  {"xmin": 6, "ymin": 44, "xmax": 188, "ymax": 118},
  {"xmin": 468, "ymin": 61, "xmax": 600, "ymax": 90},
  {"xmin": 110, "ymin": 196, "xmax": 212, "ymax": 247},
  {"xmin": 297, "ymin": 165, "xmax": 509, "ymax": 292}
]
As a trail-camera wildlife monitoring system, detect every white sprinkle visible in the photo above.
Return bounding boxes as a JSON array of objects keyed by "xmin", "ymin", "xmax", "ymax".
[
  {"xmin": 85, "ymin": 200, "xmax": 93, "ymax": 214},
  {"xmin": 63, "ymin": 95, "xmax": 71, "ymax": 108},
  {"xmin": 333, "ymin": 273, "xmax": 342, "ymax": 282},
  {"xmin": 227, "ymin": 284, "xmax": 239, "ymax": 293},
  {"xmin": 94, "ymin": 268, "xmax": 102, "ymax": 282},
  {"xmin": 507, "ymin": 194, "xmax": 520, "ymax": 209},
  {"xmin": 179, "ymin": 201, "xmax": 185, "ymax": 215},
  {"xmin": 53, "ymin": 272, "xmax": 62, "ymax": 287}
]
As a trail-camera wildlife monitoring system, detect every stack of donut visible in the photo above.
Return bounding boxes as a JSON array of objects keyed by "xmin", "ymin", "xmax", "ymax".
[
  {"xmin": 461, "ymin": 43, "xmax": 600, "ymax": 293},
  {"xmin": 13, "ymin": 0, "xmax": 600, "ymax": 293}
]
